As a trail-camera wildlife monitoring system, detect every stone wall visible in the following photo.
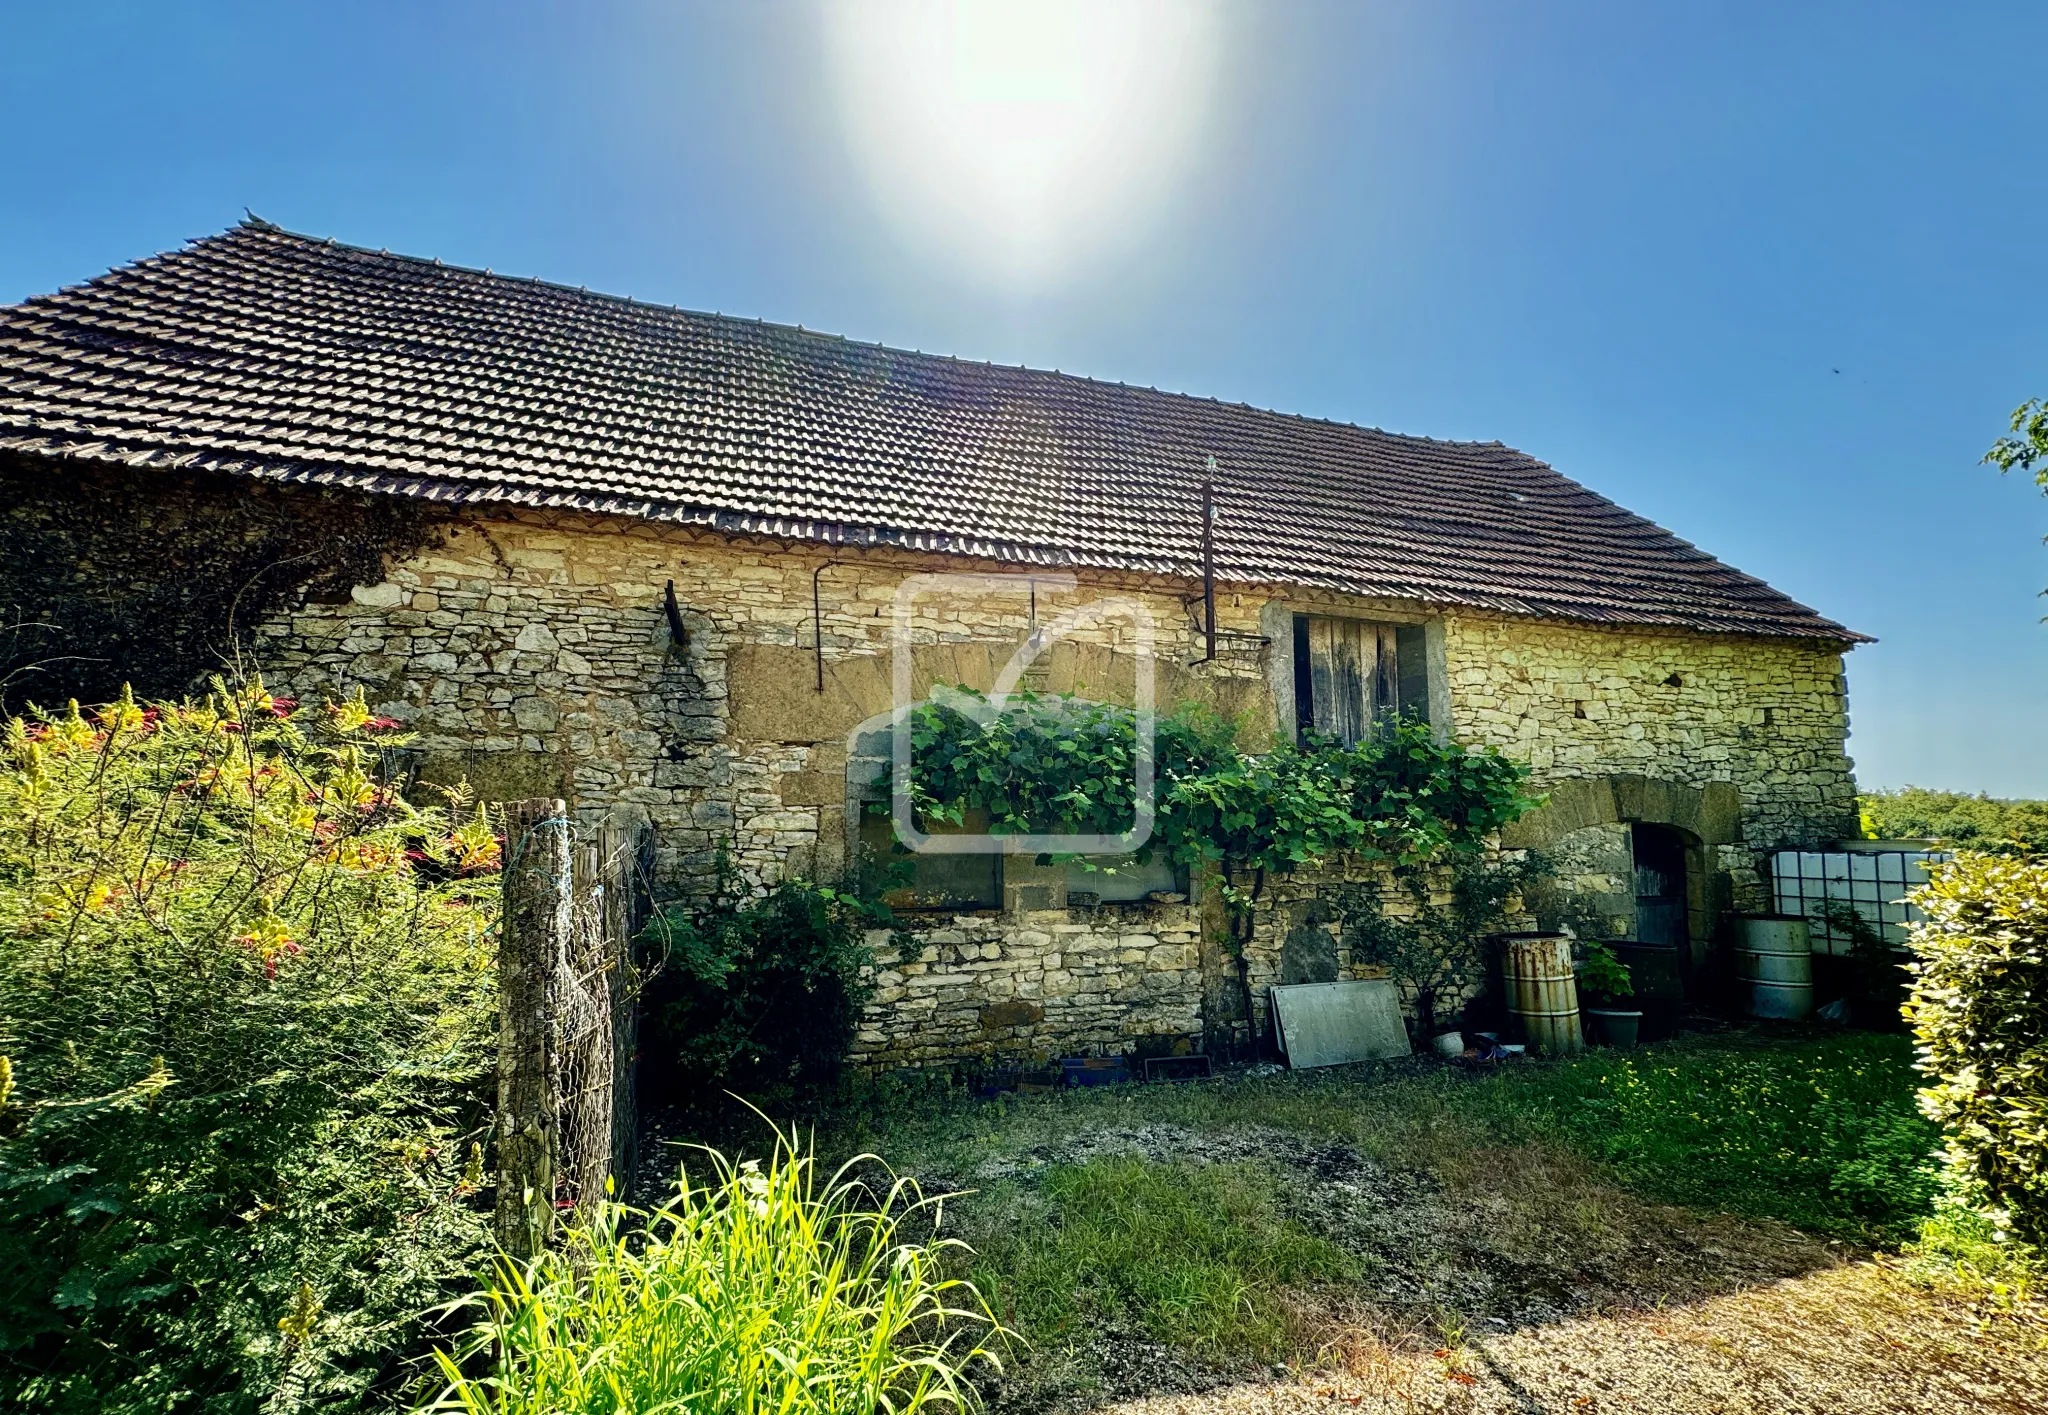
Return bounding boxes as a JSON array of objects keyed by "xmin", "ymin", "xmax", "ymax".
[
  {"xmin": 1444, "ymin": 616, "xmax": 1858, "ymax": 848},
  {"xmin": 247, "ymin": 509, "xmax": 1280, "ymax": 892},
  {"xmin": 207, "ymin": 500, "xmax": 1862, "ymax": 1066},
  {"xmin": 854, "ymin": 899, "xmax": 1205, "ymax": 1068}
]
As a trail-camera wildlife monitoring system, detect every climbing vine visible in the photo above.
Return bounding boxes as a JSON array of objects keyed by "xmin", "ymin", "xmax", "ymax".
[
  {"xmin": 895, "ymin": 687, "xmax": 1542, "ymax": 1039},
  {"xmin": 0, "ymin": 457, "xmax": 444, "ymax": 707},
  {"xmin": 900, "ymin": 686, "xmax": 1539, "ymax": 872}
]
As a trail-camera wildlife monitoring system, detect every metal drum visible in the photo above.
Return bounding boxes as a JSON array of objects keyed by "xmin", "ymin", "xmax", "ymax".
[
  {"xmin": 1502, "ymin": 933, "xmax": 1584, "ymax": 1054},
  {"xmin": 1737, "ymin": 914, "xmax": 1813, "ymax": 1020}
]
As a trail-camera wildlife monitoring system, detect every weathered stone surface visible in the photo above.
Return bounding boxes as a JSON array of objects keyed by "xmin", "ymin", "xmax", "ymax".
[
  {"xmin": 206, "ymin": 505, "xmax": 1857, "ymax": 1069},
  {"xmin": 351, "ymin": 581, "xmax": 404, "ymax": 608},
  {"xmin": 979, "ymin": 999, "xmax": 1044, "ymax": 1031}
]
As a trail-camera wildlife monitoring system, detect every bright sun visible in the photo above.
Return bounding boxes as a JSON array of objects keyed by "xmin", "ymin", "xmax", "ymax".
[{"xmin": 821, "ymin": 0, "xmax": 1223, "ymax": 288}]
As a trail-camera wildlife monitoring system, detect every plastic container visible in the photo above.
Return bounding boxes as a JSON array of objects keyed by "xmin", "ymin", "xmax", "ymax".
[
  {"xmin": 1585, "ymin": 1008, "xmax": 1642, "ymax": 1047},
  {"xmin": 1737, "ymin": 914, "xmax": 1814, "ymax": 1020}
]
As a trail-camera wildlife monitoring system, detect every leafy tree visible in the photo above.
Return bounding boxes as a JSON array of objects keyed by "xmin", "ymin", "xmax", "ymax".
[
  {"xmin": 1860, "ymin": 787, "xmax": 2048, "ymax": 856},
  {"xmin": 1986, "ymin": 397, "xmax": 2048, "ymax": 486},
  {"xmin": 1337, "ymin": 851, "xmax": 1551, "ymax": 1035},
  {"xmin": 1987, "ymin": 398, "xmax": 2048, "ymax": 599}
]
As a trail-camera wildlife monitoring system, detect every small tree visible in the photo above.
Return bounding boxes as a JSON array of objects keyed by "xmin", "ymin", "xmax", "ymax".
[{"xmin": 1337, "ymin": 852, "xmax": 1544, "ymax": 1036}]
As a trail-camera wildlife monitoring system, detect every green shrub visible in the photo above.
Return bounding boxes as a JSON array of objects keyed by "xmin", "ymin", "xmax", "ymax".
[
  {"xmin": 639, "ymin": 870, "xmax": 879, "ymax": 1103},
  {"xmin": 0, "ymin": 684, "xmax": 500, "ymax": 1413},
  {"xmin": 902, "ymin": 690, "xmax": 1539, "ymax": 871},
  {"xmin": 419, "ymin": 1129, "xmax": 996, "ymax": 1415},
  {"xmin": 1905, "ymin": 851, "xmax": 2048, "ymax": 1244},
  {"xmin": 970, "ymin": 1157, "xmax": 1354, "ymax": 1358}
]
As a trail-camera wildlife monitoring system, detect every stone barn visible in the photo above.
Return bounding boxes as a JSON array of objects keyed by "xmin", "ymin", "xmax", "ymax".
[{"xmin": 0, "ymin": 220, "xmax": 1866, "ymax": 1066}]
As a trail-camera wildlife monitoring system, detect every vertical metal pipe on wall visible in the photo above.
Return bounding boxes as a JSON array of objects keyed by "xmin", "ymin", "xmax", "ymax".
[{"xmin": 1199, "ymin": 456, "xmax": 1217, "ymax": 664}]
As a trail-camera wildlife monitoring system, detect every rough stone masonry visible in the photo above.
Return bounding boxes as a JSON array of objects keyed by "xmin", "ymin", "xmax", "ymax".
[{"xmin": 203, "ymin": 503, "xmax": 1859, "ymax": 1068}]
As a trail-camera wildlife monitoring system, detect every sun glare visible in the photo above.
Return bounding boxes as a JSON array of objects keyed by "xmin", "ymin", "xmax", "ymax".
[{"xmin": 821, "ymin": 0, "xmax": 1223, "ymax": 288}]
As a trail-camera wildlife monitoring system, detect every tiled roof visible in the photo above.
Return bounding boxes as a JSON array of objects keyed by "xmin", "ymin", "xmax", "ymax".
[{"xmin": 0, "ymin": 220, "xmax": 1862, "ymax": 642}]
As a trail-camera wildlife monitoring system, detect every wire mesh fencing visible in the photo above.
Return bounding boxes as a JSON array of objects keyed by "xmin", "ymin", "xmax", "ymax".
[{"xmin": 497, "ymin": 800, "xmax": 650, "ymax": 1256}]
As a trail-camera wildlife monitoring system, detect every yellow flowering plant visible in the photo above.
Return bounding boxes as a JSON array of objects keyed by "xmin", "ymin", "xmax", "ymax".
[{"xmin": 0, "ymin": 681, "xmax": 501, "ymax": 1414}]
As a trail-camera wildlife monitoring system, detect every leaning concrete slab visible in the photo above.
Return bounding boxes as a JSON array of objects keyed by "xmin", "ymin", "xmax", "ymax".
[{"xmin": 1270, "ymin": 980, "xmax": 1411, "ymax": 1068}]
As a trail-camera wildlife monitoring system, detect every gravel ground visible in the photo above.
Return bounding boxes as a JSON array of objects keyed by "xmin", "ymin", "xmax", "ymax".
[
  {"xmin": 952, "ymin": 1121, "xmax": 2048, "ymax": 1415},
  {"xmin": 1104, "ymin": 1259, "xmax": 2048, "ymax": 1414}
]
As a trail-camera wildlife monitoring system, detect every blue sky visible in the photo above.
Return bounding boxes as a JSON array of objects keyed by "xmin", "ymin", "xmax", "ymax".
[{"xmin": 4, "ymin": 2, "xmax": 2044, "ymax": 794}]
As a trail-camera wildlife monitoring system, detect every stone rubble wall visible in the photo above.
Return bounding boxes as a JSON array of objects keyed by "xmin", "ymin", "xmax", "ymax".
[
  {"xmin": 854, "ymin": 901, "xmax": 1205, "ymax": 1069},
  {"xmin": 235, "ymin": 505, "xmax": 1862, "ymax": 1067},
  {"xmin": 1444, "ymin": 616, "xmax": 1858, "ymax": 847}
]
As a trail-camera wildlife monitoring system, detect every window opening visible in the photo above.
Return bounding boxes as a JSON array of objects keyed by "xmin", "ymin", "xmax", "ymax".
[
  {"xmin": 858, "ymin": 809, "xmax": 1003, "ymax": 911},
  {"xmin": 1292, "ymin": 614, "xmax": 1429, "ymax": 743}
]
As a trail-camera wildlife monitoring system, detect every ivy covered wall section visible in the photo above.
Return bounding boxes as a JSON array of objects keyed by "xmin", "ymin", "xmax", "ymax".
[{"xmin": 0, "ymin": 455, "xmax": 442, "ymax": 708}]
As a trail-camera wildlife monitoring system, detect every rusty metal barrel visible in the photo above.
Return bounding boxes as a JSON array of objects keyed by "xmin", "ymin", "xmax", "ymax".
[
  {"xmin": 1737, "ymin": 914, "xmax": 1813, "ymax": 1020},
  {"xmin": 1501, "ymin": 932, "xmax": 1584, "ymax": 1054}
]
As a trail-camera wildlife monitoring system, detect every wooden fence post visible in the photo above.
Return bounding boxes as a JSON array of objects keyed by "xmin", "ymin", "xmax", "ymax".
[{"xmin": 498, "ymin": 797, "xmax": 572, "ymax": 1260}]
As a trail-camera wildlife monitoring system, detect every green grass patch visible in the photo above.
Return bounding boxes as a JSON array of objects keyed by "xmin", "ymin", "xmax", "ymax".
[
  {"xmin": 1451, "ymin": 1032, "xmax": 1941, "ymax": 1240},
  {"xmin": 825, "ymin": 1031, "xmax": 1941, "ymax": 1246},
  {"xmin": 1904, "ymin": 1198, "xmax": 2042, "ymax": 1303},
  {"xmin": 419, "ymin": 1129, "xmax": 997, "ymax": 1415},
  {"xmin": 970, "ymin": 1158, "xmax": 1353, "ymax": 1358}
]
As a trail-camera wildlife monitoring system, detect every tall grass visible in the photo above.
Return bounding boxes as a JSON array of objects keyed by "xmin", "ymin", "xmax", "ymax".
[{"xmin": 420, "ymin": 1128, "xmax": 999, "ymax": 1415}]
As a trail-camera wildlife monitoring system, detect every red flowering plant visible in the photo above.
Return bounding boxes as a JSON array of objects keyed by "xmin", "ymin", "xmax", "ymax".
[{"xmin": 0, "ymin": 679, "xmax": 502, "ymax": 1414}]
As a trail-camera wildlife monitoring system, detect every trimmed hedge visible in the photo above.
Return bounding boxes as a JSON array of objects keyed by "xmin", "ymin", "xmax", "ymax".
[{"xmin": 1905, "ymin": 852, "xmax": 2048, "ymax": 1243}]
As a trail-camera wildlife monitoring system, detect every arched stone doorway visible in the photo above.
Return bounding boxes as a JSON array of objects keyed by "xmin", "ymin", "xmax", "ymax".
[{"xmin": 1499, "ymin": 775, "xmax": 1743, "ymax": 976}]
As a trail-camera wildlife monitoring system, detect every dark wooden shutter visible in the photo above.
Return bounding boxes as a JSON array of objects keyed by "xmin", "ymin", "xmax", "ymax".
[{"xmin": 1299, "ymin": 616, "xmax": 1408, "ymax": 744}]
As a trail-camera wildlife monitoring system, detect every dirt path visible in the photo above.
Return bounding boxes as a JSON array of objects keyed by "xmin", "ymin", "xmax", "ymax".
[
  {"xmin": 950, "ymin": 1121, "xmax": 2048, "ymax": 1415},
  {"xmin": 1107, "ymin": 1259, "xmax": 2048, "ymax": 1415}
]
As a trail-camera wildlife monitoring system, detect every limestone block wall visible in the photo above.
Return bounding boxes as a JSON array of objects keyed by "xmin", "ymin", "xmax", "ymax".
[
  {"xmin": 249, "ymin": 509, "xmax": 1277, "ymax": 895},
  {"xmin": 851, "ymin": 900, "xmax": 1205, "ymax": 1069},
  {"xmin": 1443, "ymin": 616, "xmax": 1857, "ymax": 849},
  {"xmin": 233, "ymin": 502, "xmax": 1860, "ymax": 1067}
]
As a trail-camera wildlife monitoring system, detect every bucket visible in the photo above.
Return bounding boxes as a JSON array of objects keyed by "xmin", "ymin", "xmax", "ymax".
[
  {"xmin": 1501, "ymin": 933, "xmax": 1583, "ymax": 1054},
  {"xmin": 1737, "ymin": 914, "xmax": 1813, "ymax": 1020}
]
